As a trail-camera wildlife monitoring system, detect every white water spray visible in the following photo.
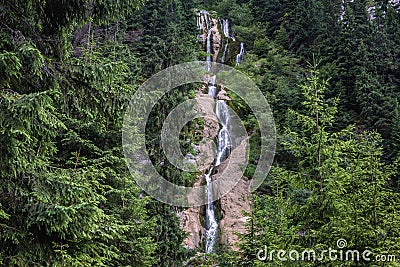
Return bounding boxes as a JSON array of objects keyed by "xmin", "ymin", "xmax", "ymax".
[
  {"xmin": 198, "ymin": 10, "xmax": 235, "ymax": 254},
  {"xmin": 236, "ymin": 42, "xmax": 245, "ymax": 65},
  {"xmin": 205, "ymin": 167, "xmax": 218, "ymax": 254}
]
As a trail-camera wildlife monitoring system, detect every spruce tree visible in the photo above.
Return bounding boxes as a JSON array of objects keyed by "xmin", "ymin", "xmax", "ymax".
[{"xmin": 239, "ymin": 63, "xmax": 400, "ymax": 266}]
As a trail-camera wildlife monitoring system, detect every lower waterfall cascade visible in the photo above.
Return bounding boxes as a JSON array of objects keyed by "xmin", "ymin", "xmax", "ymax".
[{"xmin": 204, "ymin": 167, "xmax": 218, "ymax": 254}]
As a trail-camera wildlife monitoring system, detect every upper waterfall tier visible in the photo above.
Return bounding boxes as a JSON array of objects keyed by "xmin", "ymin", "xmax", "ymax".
[
  {"xmin": 220, "ymin": 18, "xmax": 235, "ymax": 41},
  {"xmin": 197, "ymin": 10, "xmax": 244, "ymax": 65}
]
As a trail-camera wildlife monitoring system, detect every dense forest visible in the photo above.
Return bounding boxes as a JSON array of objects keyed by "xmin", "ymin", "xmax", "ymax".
[{"xmin": 1, "ymin": 0, "xmax": 400, "ymax": 266}]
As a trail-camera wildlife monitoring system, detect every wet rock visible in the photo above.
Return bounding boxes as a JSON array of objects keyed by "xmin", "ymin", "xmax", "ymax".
[{"xmin": 217, "ymin": 85, "xmax": 232, "ymax": 101}]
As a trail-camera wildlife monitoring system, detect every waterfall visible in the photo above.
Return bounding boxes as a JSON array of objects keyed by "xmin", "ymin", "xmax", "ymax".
[
  {"xmin": 236, "ymin": 42, "xmax": 245, "ymax": 65},
  {"xmin": 200, "ymin": 10, "xmax": 244, "ymax": 66},
  {"xmin": 220, "ymin": 19, "xmax": 229, "ymax": 38},
  {"xmin": 220, "ymin": 18, "xmax": 235, "ymax": 41},
  {"xmin": 204, "ymin": 76, "xmax": 220, "ymax": 254},
  {"xmin": 198, "ymin": 9, "xmax": 235, "ymax": 254},
  {"xmin": 221, "ymin": 39, "xmax": 229, "ymax": 63},
  {"xmin": 208, "ymin": 75, "xmax": 217, "ymax": 97},
  {"xmin": 215, "ymin": 101, "xmax": 231, "ymax": 166},
  {"xmin": 201, "ymin": 10, "xmax": 210, "ymax": 30},
  {"xmin": 205, "ymin": 167, "xmax": 218, "ymax": 254},
  {"xmin": 198, "ymin": 10, "xmax": 213, "ymax": 71},
  {"xmin": 196, "ymin": 10, "xmax": 202, "ymax": 30},
  {"xmin": 219, "ymin": 18, "xmax": 236, "ymax": 63},
  {"xmin": 206, "ymin": 29, "xmax": 212, "ymax": 71},
  {"xmin": 205, "ymin": 97, "xmax": 232, "ymax": 254}
]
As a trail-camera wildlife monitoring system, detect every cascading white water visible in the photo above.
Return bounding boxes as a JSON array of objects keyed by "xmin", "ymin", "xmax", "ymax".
[
  {"xmin": 199, "ymin": 10, "xmax": 234, "ymax": 254},
  {"xmin": 204, "ymin": 76, "xmax": 220, "ymax": 254},
  {"xmin": 220, "ymin": 19, "xmax": 229, "ymax": 38},
  {"xmin": 200, "ymin": 10, "xmax": 210, "ymax": 30},
  {"xmin": 221, "ymin": 39, "xmax": 229, "ymax": 63},
  {"xmin": 196, "ymin": 10, "xmax": 202, "ymax": 30},
  {"xmin": 216, "ymin": 99, "xmax": 230, "ymax": 126},
  {"xmin": 236, "ymin": 42, "xmax": 245, "ymax": 65},
  {"xmin": 208, "ymin": 76, "xmax": 217, "ymax": 97},
  {"xmin": 199, "ymin": 10, "xmax": 213, "ymax": 71},
  {"xmin": 204, "ymin": 94, "xmax": 233, "ymax": 254},
  {"xmin": 205, "ymin": 167, "xmax": 218, "ymax": 254},
  {"xmin": 206, "ymin": 29, "xmax": 212, "ymax": 71},
  {"xmin": 219, "ymin": 18, "xmax": 234, "ymax": 64},
  {"xmin": 215, "ymin": 100, "xmax": 231, "ymax": 166},
  {"xmin": 220, "ymin": 18, "xmax": 235, "ymax": 41}
]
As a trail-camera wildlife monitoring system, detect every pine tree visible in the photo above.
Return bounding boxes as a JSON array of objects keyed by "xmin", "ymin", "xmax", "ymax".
[
  {"xmin": 0, "ymin": 0, "xmax": 159, "ymax": 265},
  {"xmin": 239, "ymin": 63, "xmax": 400, "ymax": 266}
]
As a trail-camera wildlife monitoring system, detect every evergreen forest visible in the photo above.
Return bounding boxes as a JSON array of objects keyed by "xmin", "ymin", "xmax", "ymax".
[{"xmin": 1, "ymin": 0, "xmax": 400, "ymax": 266}]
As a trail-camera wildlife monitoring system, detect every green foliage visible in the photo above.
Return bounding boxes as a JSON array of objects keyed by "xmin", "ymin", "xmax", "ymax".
[
  {"xmin": 2, "ymin": 0, "xmax": 400, "ymax": 265},
  {"xmin": 0, "ymin": 0, "xmax": 176, "ymax": 265},
  {"xmin": 239, "ymin": 65, "xmax": 400, "ymax": 266}
]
